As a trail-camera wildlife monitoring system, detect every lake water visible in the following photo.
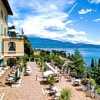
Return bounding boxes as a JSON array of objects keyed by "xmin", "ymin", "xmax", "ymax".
[
  {"xmin": 34, "ymin": 47, "xmax": 100, "ymax": 66},
  {"xmin": 65, "ymin": 48, "xmax": 100, "ymax": 66}
]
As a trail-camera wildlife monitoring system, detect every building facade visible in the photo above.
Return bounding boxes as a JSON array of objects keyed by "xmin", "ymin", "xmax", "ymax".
[{"xmin": 0, "ymin": 0, "xmax": 24, "ymax": 66}]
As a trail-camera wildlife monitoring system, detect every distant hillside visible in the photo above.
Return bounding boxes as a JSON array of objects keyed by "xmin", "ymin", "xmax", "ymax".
[{"xmin": 28, "ymin": 36, "xmax": 100, "ymax": 48}]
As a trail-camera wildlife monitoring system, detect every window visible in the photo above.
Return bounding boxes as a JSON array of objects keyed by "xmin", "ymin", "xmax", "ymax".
[{"xmin": 8, "ymin": 42, "xmax": 16, "ymax": 51}]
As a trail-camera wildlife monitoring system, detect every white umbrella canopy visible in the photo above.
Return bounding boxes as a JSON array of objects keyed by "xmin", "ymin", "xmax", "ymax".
[{"xmin": 43, "ymin": 70, "xmax": 54, "ymax": 77}]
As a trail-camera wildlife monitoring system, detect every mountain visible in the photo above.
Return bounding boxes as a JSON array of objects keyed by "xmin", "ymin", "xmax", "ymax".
[{"xmin": 28, "ymin": 36, "xmax": 100, "ymax": 49}]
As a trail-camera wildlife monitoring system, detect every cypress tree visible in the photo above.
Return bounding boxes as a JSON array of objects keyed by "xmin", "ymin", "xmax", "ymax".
[
  {"xmin": 98, "ymin": 58, "xmax": 100, "ymax": 67},
  {"xmin": 91, "ymin": 58, "xmax": 95, "ymax": 68}
]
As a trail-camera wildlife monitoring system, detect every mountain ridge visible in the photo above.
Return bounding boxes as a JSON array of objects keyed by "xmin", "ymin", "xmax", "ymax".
[{"xmin": 28, "ymin": 36, "xmax": 100, "ymax": 48}]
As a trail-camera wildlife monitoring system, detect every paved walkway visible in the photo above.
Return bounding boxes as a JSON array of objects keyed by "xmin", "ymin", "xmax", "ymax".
[
  {"xmin": 0, "ymin": 62, "xmax": 46, "ymax": 100},
  {"xmin": 0, "ymin": 68, "xmax": 11, "ymax": 87},
  {"xmin": 0, "ymin": 62, "xmax": 95, "ymax": 100},
  {"xmin": 56, "ymin": 75, "xmax": 94, "ymax": 100}
]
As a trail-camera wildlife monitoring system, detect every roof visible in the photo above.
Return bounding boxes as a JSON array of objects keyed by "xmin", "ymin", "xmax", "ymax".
[{"xmin": 1, "ymin": 0, "xmax": 13, "ymax": 15}]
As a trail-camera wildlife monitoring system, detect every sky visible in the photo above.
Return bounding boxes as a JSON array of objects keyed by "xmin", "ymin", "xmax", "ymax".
[{"xmin": 9, "ymin": 0, "xmax": 100, "ymax": 44}]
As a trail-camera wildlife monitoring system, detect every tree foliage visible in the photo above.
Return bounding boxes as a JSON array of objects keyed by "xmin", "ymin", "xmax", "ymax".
[
  {"xmin": 90, "ymin": 58, "xmax": 100, "ymax": 85},
  {"xmin": 24, "ymin": 36, "xmax": 33, "ymax": 57},
  {"xmin": 69, "ymin": 50, "xmax": 85, "ymax": 77}
]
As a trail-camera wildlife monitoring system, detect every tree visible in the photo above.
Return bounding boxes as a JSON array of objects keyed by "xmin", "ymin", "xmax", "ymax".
[
  {"xmin": 24, "ymin": 36, "xmax": 33, "ymax": 58},
  {"xmin": 70, "ymin": 50, "xmax": 85, "ymax": 77},
  {"xmin": 90, "ymin": 59, "xmax": 96, "ymax": 80},
  {"xmin": 98, "ymin": 58, "xmax": 100, "ymax": 67},
  {"xmin": 40, "ymin": 50, "xmax": 51, "ymax": 62},
  {"xmin": 53, "ymin": 55, "xmax": 64, "ymax": 69},
  {"xmin": 90, "ymin": 58, "xmax": 100, "ymax": 85},
  {"xmin": 91, "ymin": 58, "xmax": 95, "ymax": 68}
]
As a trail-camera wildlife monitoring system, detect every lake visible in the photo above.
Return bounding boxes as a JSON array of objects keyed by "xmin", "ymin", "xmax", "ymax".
[
  {"xmin": 65, "ymin": 48, "xmax": 100, "ymax": 66},
  {"xmin": 35, "ymin": 48, "xmax": 100, "ymax": 66},
  {"xmin": 30, "ymin": 37, "xmax": 100, "ymax": 65}
]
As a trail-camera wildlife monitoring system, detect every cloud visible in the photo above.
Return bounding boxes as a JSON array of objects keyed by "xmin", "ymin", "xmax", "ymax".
[
  {"xmin": 93, "ymin": 18, "xmax": 100, "ymax": 22},
  {"xmin": 20, "ymin": 14, "xmax": 88, "ymax": 43},
  {"xmin": 88, "ymin": 0, "xmax": 100, "ymax": 4},
  {"xmin": 78, "ymin": 9, "xmax": 93, "ymax": 14},
  {"xmin": 9, "ymin": 0, "xmax": 75, "ymax": 13},
  {"xmin": 18, "ymin": 14, "xmax": 100, "ymax": 44},
  {"xmin": 9, "ymin": 0, "xmax": 100, "ymax": 45},
  {"xmin": 9, "ymin": 0, "xmax": 76, "ymax": 33}
]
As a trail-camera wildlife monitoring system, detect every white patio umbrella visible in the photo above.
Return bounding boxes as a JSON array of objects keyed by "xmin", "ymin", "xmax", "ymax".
[{"xmin": 43, "ymin": 70, "xmax": 54, "ymax": 77}]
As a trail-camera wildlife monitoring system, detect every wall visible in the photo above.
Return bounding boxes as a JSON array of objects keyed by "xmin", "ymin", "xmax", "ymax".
[
  {"xmin": 3, "ymin": 38, "xmax": 24, "ymax": 57},
  {"xmin": 0, "ymin": 0, "xmax": 8, "ymax": 57}
]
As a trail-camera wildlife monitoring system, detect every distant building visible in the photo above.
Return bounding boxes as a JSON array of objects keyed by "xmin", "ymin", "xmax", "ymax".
[{"xmin": 0, "ymin": 0, "xmax": 24, "ymax": 67}]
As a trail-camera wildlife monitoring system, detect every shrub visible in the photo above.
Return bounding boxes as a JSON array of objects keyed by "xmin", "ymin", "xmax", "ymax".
[
  {"xmin": 96, "ymin": 87, "xmax": 100, "ymax": 94},
  {"xmin": 89, "ymin": 78, "xmax": 96, "ymax": 87},
  {"xmin": 59, "ymin": 88, "xmax": 71, "ymax": 100}
]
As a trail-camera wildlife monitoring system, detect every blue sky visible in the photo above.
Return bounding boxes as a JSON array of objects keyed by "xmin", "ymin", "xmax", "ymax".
[{"xmin": 9, "ymin": 0, "xmax": 100, "ymax": 44}]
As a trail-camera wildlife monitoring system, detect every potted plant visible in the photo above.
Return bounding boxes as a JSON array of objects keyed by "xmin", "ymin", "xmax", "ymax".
[
  {"xmin": 89, "ymin": 78, "xmax": 96, "ymax": 98},
  {"xmin": 47, "ymin": 75, "xmax": 56, "ymax": 86},
  {"xmin": 81, "ymin": 78, "xmax": 89, "ymax": 91},
  {"xmin": 89, "ymin": 78, "xmax": 96, "ymax": 88}
]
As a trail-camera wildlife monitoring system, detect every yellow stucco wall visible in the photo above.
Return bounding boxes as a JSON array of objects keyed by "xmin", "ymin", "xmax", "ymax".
[
  {"xmin": 0, "ymin": 0, "xmax": 8, "ymax": 36},
  {"xmin": 3, "ymin": 38, "xmax": 24, "ymax": 57},
  {"xmin": 0, "ymin": 0, "xmax": 8, "ymax": 57}
]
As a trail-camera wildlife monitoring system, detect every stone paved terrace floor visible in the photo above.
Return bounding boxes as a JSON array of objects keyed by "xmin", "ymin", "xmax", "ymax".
[
  {"xmin": 0, "ymin": 67, "xmax": 11, "ymax": 87},
  {"xmin": 0, "ymin": 62, "xmax": 47, "ymax": 100},
  {"xmin": 0, "ymin": 62, "xmax": 96, "ymax": 100},
  {"xmin": 56, "ymin": 75, "xmax": 94, "ymax": 100}
]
